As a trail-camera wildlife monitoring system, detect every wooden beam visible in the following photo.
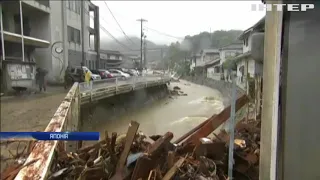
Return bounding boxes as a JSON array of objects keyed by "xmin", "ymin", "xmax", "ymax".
[{"xmin": 259, "ymin": 1, "xmax": 283, "ymax": 180}]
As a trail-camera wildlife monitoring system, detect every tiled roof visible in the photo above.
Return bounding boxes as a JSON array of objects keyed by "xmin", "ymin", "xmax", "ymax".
[
  {"xmin": 239, "ymin": 16, "xmax": 265, "ymax": 40},
  {"xmin": 220, "ymin": 42, "xmax": 243, "ymax": 50}
]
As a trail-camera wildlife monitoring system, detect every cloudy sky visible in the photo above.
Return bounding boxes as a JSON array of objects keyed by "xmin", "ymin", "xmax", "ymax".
[{"xmin": 92, "ymin": 1, "xmax": 265, "ymax": 45}]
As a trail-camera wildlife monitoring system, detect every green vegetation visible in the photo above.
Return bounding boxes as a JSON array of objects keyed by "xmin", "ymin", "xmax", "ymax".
[
  {"xmin": 222, "ymin": 57, "xmax": 237, "ymax": 71},
  {"xmin": 184, "ymin": 30, "xmax": 243, "ymax": 52},
  {"xmin": 163, "ymin": 30, "xmax": 243, "ymax": 76}
]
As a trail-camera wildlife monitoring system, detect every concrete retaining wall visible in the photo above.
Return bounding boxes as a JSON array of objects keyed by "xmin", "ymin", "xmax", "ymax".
[
  {"xmin": 182, "ymin": 76, "xmax": 245, "ymax": 106},
  {"xmin": 80, "ymin": 84, "xmax": 169, "ymax": 131}
]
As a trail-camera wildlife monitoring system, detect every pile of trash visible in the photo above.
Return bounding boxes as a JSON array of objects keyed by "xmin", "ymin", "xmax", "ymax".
[
  {"xmin": 169, "ymin": 86, "xmax": 187, "ymax": 97},
  {"xmin": 1, "ymin": 95, "xmax": 260, "ymax": 180}
]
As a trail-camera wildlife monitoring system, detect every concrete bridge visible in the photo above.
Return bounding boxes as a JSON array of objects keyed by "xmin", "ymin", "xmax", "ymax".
[
  {"xmin": 14, "ymin": 75, "xmax": 171, "ymax": 180},
  {"xmin": 80, "ymin": 75, "xmax": 171, "ymax": 104}
]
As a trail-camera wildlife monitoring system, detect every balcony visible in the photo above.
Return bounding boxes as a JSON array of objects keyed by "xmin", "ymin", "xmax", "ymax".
[
  {"xmin": 34, "ymin": 0, "xmax": 50, "ymax": 7},
  {"xmin": 1, "ymin": 1, "xmax": 50, "ymax": 47},
  {"xmin": 22, "ymin": 0, "xmax": 50, "ymax": 13}
]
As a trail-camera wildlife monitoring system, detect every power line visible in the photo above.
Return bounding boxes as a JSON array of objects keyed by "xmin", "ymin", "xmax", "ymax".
[
  {"xmin": 101, "ymin": 11, "xmax": 184, "ymax": 41},
  {"xmin": 103, "ymin": 1, "xmax": 137, "ymax": 46},
  {"xmin": 145, "ymin": 26, "xmax": 184, "ymax": 40}
]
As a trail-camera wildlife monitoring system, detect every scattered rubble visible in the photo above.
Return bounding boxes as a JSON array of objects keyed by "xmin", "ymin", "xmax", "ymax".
[
  {"xmin": 1, "ymin": 95, "xmax": 260, "ymax": 180},
  {"xmin": 171, "ymin": 78, "xmax": 180, "ymax": 83},
  {"xmin": 169, "ymin": 86, "xmax": 187, "ymax": 97}
]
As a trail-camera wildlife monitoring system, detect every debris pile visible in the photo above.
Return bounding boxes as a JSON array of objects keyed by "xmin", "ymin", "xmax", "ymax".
[
  {"xmin": 169, "ymin": 86, "xmax": 187, "ymax": 97},
  {"xmin": 1, "ymin": 95, "xmax": 260, "ymax": 180}
]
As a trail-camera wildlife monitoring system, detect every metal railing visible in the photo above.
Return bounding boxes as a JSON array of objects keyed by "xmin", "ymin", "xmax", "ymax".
[
  {"xmin": 13, "ymin": 75, "xmax": 170, "ymax": 180},
  {"xmin": 79, "ymin": 75, "xmax": 170, "ymax": 104},
  {"xmin": 79, "ymin": 75, "xmax": 166, "ymax": 92}
]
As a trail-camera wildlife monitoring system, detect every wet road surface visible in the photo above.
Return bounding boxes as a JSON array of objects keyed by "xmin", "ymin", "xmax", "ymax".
[{"xmin": 85, "ymin": 80, "xmax": 225, "ymax": 141}]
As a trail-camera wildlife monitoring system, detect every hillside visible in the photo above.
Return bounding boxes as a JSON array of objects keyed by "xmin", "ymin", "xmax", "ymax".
[
  {"xmin": 100, "ymin": 29, "xmax": 243, "ymax": 70},
  {"xmin": 100, "ymin": 36, "xmax": 167, "ymax": 63},
  {"xmin": 183, "ymin": 30, "xmax": 243, "ymax": 53},
  {"xmin": 162, "ymin": 29, "xmax": 243, "ymax": 74}
]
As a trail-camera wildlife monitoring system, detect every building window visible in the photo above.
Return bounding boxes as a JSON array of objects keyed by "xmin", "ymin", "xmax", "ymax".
[
  {"xmin": 67, "ymin": 26, "xmax": 81, "ymax": 44},
  {"xmin": 67, "ymin": 1, "xmax": 81, "ymax": 14},
  {"xmin": 244, "ymin": 38, "xmax": 248, "ymax": 47}
]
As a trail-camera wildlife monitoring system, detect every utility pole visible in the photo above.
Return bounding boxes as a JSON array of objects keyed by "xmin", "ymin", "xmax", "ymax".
[
  {"xmin": 143, "ymin": 35, "xmax": 147, "ymax": 69},
  {"xmin": 136, "ymin": 18, "xmax": 147, "ymax": 72},
  {"xmin": 161, "ymin": 48, "xmax": 164, "ymax": 73}
]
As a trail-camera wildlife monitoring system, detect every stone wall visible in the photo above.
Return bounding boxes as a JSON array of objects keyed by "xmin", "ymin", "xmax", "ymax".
[{"xmin": 182, "ymin": 76, "xmax": 245, "ymax": 106}]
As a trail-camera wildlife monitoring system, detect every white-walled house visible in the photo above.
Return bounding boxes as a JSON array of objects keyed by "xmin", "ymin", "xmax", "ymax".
[
  {"xmin": 200, "ymin": 49, "xmax": 220, "ymax": 64},
  {"xmin": 234, "ymin": 17, "xmax": 265, "ymax": 91},
  {"xmin": 219, "ymin": 42, "xmax": 243, "ymax": 81},
  {"xmin": 193, "ymin": 49, "xmax": 219, "ymax": 76},
  {"xmin": 206, "ymin": 59, "xmax": 221, "ymax": 80},
  {"xmin": 219, "ymin": 42, "xmax": 243, "ymax": 65},
  {"xmin": 205, "ymin": 42, "xmax": 243, "ymax": 81},
  {"xmin": 190, "ymin": 53, "xmax": 201, "ymax": 73}
]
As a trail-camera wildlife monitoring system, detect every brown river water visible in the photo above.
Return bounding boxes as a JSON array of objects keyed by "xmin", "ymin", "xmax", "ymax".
[{"xmin": 86, "ymin": 80, "xmax": 225, "ymax": 141}]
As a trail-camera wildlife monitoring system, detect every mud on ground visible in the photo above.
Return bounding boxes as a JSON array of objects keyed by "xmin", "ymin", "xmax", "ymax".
[{"xmin": 0, "ymin": 87, "xmax": 68, "ymax": 172}]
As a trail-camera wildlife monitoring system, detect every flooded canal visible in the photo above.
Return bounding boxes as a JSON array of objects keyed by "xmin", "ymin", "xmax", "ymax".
[{"xmin": 84, "ymin": 80, "xmax": 225, "ymax": 141}]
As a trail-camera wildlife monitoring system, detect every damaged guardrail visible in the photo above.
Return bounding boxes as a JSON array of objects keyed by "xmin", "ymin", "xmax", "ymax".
[
  {"xmin": 11, "ymin": 83, "xmax": 80, "ymax": 180},
  {"xmin": 1, "ymin": 75, "xmax": 171, "ymax": 179}
]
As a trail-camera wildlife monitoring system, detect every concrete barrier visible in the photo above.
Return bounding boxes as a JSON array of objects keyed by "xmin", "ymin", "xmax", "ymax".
[{"xmin": 182, "ymin": 76, "xmax": 245, "ymax": 106}]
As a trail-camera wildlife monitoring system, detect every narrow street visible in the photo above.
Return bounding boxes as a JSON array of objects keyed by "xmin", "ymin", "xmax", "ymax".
[{"xmin": 0, "ymin": 87, "xmax": 67, "ymax": 132}]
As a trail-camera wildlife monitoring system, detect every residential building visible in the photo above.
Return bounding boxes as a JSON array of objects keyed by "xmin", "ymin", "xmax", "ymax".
[
  {"xmin": 190, "ymin": 53, "xmax": 202, "ymax": 76},
  {"xmin": 200, "ymin": 49, "xmax": 220, "ymax": 65},
  {"xmin": 234, "ymin": 17, "xmax": 265, "ymax": 91},
  {"xmin": 0, "ymin": 0, "xmax": 100, "ymax": 92},
  {"xmin": 205, "ymin": 42, "xmax": 243, "ymax": 81},
  {"xmin": 99, "ymin": 49, "xmax": 123, "ymax": 69},
  {"xmin": 120, "ymin": 54, "xmax": 139, "ymax": 69},
  {"xmin": 193, "ymin": 49, "xmax": 219, "ymax": 76}
]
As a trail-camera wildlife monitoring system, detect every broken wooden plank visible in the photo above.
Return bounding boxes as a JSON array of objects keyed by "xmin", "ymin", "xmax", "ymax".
[
  {"xmin": 167, "ymin": 151, "xmax": 175, "ymax": 169},
  {"xmin": 182, "ymin": 95, "xmax": 249, "ymax": 147},
  {"xmin": 131, "ymin": 132, "xmax": 173, "ymax": 180},
  {"xmin": 117, "ymin": 121, "xmax": 140, "ymax": 170},
  {"xmin": 147, "ymin": 132, "xmax": 173, "ymax": 156},
  {"xmin": 131, "ymin": 155, "xmax": 155, "ymax": 180},
  {"xmin": 173, "ymin": 118, "xmax": 211, "ymax": 144},
  {"xmin": 162, "ymin": 157, "xmax": 185, "ymax": 180}
]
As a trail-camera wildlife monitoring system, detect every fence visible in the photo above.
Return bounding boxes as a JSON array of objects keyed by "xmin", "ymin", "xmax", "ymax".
[{"xmin": 11, "ymin": 75, "xmax": 170, "ymax": 180}]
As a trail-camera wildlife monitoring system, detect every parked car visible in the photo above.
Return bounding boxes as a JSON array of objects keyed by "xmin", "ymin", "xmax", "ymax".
[
  {"xmin": 91, "ymin": 69, "xmax": 113, "ymax": 79},
  {"xmin": 128, "ymin": 69, "xmax": 139, "ymax": 76},
  {"xmin": 108, "ymin": 69, "xmax": 130, "ymax": 79},
  {"xmin": 70, "ymin": 66, "xmax": 101, "ymax": 82}
]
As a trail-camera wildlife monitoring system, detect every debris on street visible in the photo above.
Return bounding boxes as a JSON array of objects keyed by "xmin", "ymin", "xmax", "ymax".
[
  {"xmin": 173, "ymin": 86, "xmax": 181, "ymax": 91},
  {"xmin": 1, "ymin": 95, "xmax": 261, "ymax": 180}
]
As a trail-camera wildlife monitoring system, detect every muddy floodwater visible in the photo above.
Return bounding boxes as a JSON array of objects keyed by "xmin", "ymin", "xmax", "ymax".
[{"xmin": 85, "ymin": 80, "xmax": 225, "ymax": 141}]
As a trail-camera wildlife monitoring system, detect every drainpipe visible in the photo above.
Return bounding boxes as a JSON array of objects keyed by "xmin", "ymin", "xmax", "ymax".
[
  {"xmin": 19, "ymin": 1, "xmax": 24, "ymax": 62},
  {"xmin": 0, "ymin": 3, "xmax": 5, "ymax": 62}
]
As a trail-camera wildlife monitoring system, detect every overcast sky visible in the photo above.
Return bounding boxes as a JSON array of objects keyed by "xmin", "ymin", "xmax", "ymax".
[{"xmin": 92, "ymin": 1, "xmax": 265, "ymax": 45}]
